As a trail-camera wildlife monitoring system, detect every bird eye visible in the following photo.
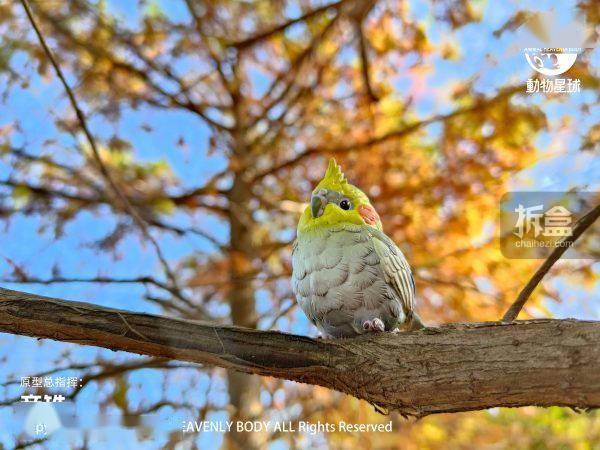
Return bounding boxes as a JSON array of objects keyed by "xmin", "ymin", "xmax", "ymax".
[{"xmin": 339, "ymin": 199, "xmax": 351, "ymax": 210}]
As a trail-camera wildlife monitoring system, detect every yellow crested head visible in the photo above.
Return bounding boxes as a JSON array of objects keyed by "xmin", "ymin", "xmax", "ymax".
[
  {"xmin": 316, "ymin": 158, "xmax": 349, "ymax": 193},
  {"xmin": 297, "ymin": 158, "xmax": 381, "ymax": 235}
]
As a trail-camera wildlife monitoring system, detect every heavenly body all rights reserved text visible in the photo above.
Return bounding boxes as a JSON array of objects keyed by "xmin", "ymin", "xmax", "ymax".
[{"xmin": 182, "ymin": 420, "xmax": 393, "ymax": 435}]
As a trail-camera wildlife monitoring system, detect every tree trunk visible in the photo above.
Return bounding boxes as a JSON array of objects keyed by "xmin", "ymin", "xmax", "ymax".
[
  {"xmin": 226, "ymin": 169, "xmax": 264, "ymax": 450},
  {"xmin": 1, "ymin": 287, "xmax": 599, "ymax": 418}
]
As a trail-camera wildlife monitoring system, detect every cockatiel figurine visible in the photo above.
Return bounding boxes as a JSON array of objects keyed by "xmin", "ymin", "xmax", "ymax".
[{"xmin": 292, "ymin": 158, "xmax": 423, "ymax": 338}]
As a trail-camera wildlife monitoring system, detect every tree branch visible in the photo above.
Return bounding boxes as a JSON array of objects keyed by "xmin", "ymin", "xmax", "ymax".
[
  {"xmin": 502, "ymin": 203, "xmax": 600, "ymax": 322},
  {"xmin": 14, "ymin": 437, "xmax": 48, "ymax": 450},
  {"xmin": 19, "ymin": 0, "xmax": 183, "ymax": 295},
  {"xmin": 356, "ymin": 21, "xmax": 378, "ymax": 102},
  {"xmin": 251, "ymin": 85, "xmax": 521, "ymax": 182},
  {"xmin": 0, "ymin": 287, "xmax": 598, "ymax": 417},
  {"xmin": 230, "ymin": 1, "xmax": 345, "ymax": 50},
  {"xmin": 0, "ymin": 178, "xmax": 101, "ymax": 205}
]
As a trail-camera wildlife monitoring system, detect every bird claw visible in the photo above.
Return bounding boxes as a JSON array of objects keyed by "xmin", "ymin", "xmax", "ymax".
[{"xmin": 362, "ymin": 318, "xmax": 385, "ymax": 332}]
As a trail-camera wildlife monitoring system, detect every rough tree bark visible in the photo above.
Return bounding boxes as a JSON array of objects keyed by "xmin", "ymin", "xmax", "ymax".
[
  {"xmin": 1, "ymin": 287, "xmax": 598, "ymax": 418},
  {"xmin": 227, "ymin": 164, "xmax": 264, "ymax": 449},
  {"xmin": 225, "ymin": 69, "xmax": 265, "ymax": 447}
]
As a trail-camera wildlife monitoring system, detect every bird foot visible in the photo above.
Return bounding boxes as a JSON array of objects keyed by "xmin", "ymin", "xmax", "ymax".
[{"xmin": 362, "ymin": 318, "xmax": 385, "ymax": 332}]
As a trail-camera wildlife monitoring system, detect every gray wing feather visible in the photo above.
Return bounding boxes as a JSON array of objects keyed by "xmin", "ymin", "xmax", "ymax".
[{"xmin": 368, "ymin": 228, "xmax": 416, "ymax": 314}]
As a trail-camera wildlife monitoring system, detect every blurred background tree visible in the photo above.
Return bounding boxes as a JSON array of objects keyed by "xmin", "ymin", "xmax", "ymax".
[{"xmin": 0, "ymin": 0, "xmax": 598, "ymax": 448}]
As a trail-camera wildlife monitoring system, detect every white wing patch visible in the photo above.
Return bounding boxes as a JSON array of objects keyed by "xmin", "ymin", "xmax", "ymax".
[{"xmin": 370, "ymin": 231, "xmax": 416, "ymax": 314}]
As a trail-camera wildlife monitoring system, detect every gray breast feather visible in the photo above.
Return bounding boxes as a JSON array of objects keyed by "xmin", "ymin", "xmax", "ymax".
[{"xmin": 292, "ymin": 224, "xmax": 413, "ymax": 337}]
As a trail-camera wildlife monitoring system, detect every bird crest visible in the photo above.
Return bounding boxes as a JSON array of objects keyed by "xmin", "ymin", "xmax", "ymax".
[{"xmin": 318, "ymin": 158, "xmax": 348, "ymax": 191}]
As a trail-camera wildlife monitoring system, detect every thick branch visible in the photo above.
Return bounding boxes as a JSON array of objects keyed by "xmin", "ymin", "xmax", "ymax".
[{"xmin": 0, "ymin": 287, "xmax": 598, "ymax": 417}]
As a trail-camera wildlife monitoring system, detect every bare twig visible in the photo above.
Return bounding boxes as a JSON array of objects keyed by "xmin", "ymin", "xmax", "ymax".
[
  {"xmin": 251, "ymin": 85, "xmax": 521, "ymax": 182},
  {"xmin": 144, "ymin": 294, "xmax": 194, "ymax": 317},
  {"xmin": 0, "ymin": 275, "xmax": 172, "ymax": 294},
  {"xmin": 502, "ymin": 203, "xmax": 600, "ymax": 322},
  {"xmin": 35, "ymin": 2, "xmax": 231, "ymax": 131},
  {"xmin": 231, "ymin": 1, "xmax": 345, "ymax": 49},
  {"xmin": 128, "ymin": 399, "xmax": 197, "ymax": 415},
  {"xmin": 145, "ymin": 217, "xmax": 226, "ymax": 250},
  {"xmin": 249, "ymin": 12, "xmax": 341, "ymax": 129},
  {"xmin": 19, "ymin": 0, "xmax": 189, "ymax": 303},
  {"xmin": 356, "ymin": 22, "xmax": 378, "ymax": 102},
  {"xmin": 264, "ymin": 300, "xmax": 297, "ymax": 330},
  {"xmin": 0, "ymin": 178, "xmax": 100, "ymax": 204},
  {"xmin": 7, "ymin": 146, "xmax": 98, "ymax": 188},
  {"xmin": 183, "ymin": 0, "xmax": 233, "ymax": 100},
  {"xmin": 0, "ymin": 274, "xmax": 211, "ymax": 319},
  {"xmin": 14, "ymin": 437, "xmax": 48, "ymax": 450}
]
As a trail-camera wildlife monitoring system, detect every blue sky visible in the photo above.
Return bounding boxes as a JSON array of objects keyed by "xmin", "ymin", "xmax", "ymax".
[{"xmin": 0, "ymin": 0, "xmax": 598, "ymax": 448}]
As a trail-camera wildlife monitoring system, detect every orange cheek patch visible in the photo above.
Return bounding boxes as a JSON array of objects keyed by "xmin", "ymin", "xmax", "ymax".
[{"xmin": 358, "ymin": 204, "xmax": 380, "ymax": 226}]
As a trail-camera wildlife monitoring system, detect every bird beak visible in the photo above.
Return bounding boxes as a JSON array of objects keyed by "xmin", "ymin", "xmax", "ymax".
[{"xmin": 311, "ymin": 194, "xmax": 326, "ymax": 218}]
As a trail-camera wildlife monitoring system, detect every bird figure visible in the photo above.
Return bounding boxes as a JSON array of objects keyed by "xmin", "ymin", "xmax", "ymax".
[{"xmin": 292, "ymin": 158, "xmax": 423, "ymax": 338}]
